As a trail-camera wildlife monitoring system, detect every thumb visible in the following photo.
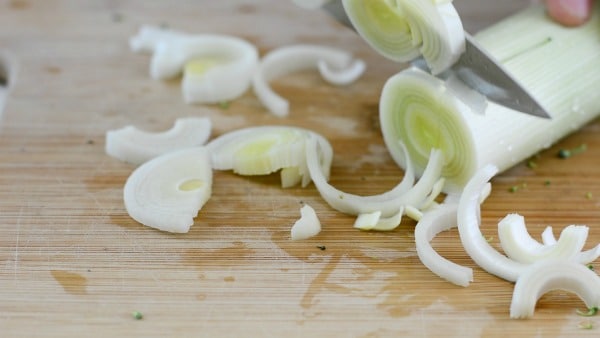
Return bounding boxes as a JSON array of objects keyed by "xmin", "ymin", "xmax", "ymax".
[{"xmin": 546, "ymin": 0, "xmax": 593, "ymax": 26}]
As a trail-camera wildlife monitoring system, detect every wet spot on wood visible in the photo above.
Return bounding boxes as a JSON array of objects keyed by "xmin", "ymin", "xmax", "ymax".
[
  {"xmin": 236, "ymin": 4, "xmax": 256, "ymax": 14},
  {"xmin": 9, "ymin": 0, "xmax": 29, "ymax": 10},
  {"xmin": 44, "ymin": 66, "xmax": 62, "ymax": 74},
  {"xmin": 50, "ymin": 270, "xmax": 88, "ymax": 295}
]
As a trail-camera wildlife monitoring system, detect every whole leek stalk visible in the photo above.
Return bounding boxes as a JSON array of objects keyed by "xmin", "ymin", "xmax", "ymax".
[{"xmin": 379, "ymin": 4, "xmax": 600, "ymax": 192}]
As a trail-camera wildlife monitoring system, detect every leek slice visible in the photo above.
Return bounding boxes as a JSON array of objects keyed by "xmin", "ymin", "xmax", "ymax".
[
  {"xmin": 105, "ymin": 117, "xmax": 211, "ymax": 165},
  {"xmin": 252, "ymin": 45, "xmax": 365, "ymax": 117},
  {"xmin": 498, "ymin": 214, "xmax": 593, "ymax": 264},
  {"xmin": 414, "ymin": 203, "xmax": 473, "ymax": 287},
  {"xmin": 342, "ymin": 0, "xmax": 465, "ymax": 74},
  {"xmin": 380, "ymin": 5, "xmax": 600, "ymax": 193},
  {"xmin": 510, "ymin": 260, "xmax": 600, "ymax": 319},
  {"xmin": 290, "ymin": 204, "xmax": 322, "ymax": 240},
  {"xmin": 457, "ymin": 165, "xmax": 527, "ymax": 282},
  {"xmin": 206, "ymin": 126, "xmax": 332, "ymax": 188},
  {"xmin": 130, "ymin": 25, "xmax": 258, "ymax": 104},
  {"xmin": 540, "ymin": 226, "xmax": 600, "ymax": 264},
  {"xmin": 305, "ymin": 136, "xmax": 444, "ymax": 218},
  {"xmin": 123, "ymin": 147, "xmax": 212, "ymax": 233}
]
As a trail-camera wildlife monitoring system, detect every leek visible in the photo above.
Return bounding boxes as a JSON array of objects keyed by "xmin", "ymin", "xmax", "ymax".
[
  {"xmin": 106, "ymin": 117, "xmax": 211, "ymax": 165},
  {"xmin": 380, "ymin": 4, "xmax": 600, "ymax": 193},
  {"xmin": 342, "ymin": 0, "xmax": 465, "ymax": 74},
  {"xmin": 123, "ymin": 147, "xmax": 213, "ymax": 233}
]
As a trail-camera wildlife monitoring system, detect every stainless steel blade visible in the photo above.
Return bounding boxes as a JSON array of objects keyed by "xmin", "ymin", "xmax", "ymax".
[
  {"xmin": 454, "ymin": 34, "xmax": 550, "ymax": 118},
  {"xmin": 323, "ymin": 1, "xmax": 551, "ymax": 119}
]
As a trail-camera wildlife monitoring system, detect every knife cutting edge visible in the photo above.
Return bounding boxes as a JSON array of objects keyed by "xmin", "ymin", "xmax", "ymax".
[{"xmin": 322, "ymin": 1, "xmax": 551, "ymax": 119}]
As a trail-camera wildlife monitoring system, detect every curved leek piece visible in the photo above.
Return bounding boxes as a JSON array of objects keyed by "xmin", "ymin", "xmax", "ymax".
[
  {"xmin": 130, "ymin": 25, "xmax": 258, "ymax": 104},
  {"xmin": 414, "ymin": 203, "xmax": 473, "ymax": 287},
  {"xmin": 290, "ymin": 204, "xmax": 322, "ymax": 240},
  {"xmin": 206, "ymin": 126, "xmax": 333, "ymax": 188},
  {"xmin": 498, "ymin": 214, "xmax": 592, "ymax": 264},
  {"xmin": 129, "ymin": 25, "xmax": 185, "ymax": 53},
  {"xmin": 539, "ymin": 226, "xmax": 600, "ymax": 264},
  {"xmin": 510, "ymin": 260, "xmax": 600, "ymax": 319},
  {"xmin": 380, "ymin": 5, "xmax": 600, "ymax": 193},
  {"xmin": 306, "ymin": 136, "xmax": 444, "ymax": 218},
  {"xmin": 123, "ymin": 147, "xmax": 212, "ymax": 233},
  {"xmin": 342, "ymin": 0, "xmax": 465, "ymax": 74},
  {"xmin": 252, "ymin": 45, "xmax": 365, "ymax": 117},
  {"xmin": 291, "ymin": 0, "xmax": 332, "ymax": 9},
  {"xmin": 354, "ymin": 207, "xmax": 403, "ymax": 231},
  {"xmin": 457, "ymin": 165, "xmax": 528, "ymax": 282},
  {"xmin": 317, "ymin": 59, "xmax": 366, "ymax": 86},
  {"xmin": 106, "ymin": 117, "xmax": 212, "ymax": 165}
]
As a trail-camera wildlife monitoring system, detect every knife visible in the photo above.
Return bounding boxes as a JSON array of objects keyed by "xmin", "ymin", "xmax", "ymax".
[{"xmin": 322, "ymin": 1, "xmax": 551, "ymax": 119}]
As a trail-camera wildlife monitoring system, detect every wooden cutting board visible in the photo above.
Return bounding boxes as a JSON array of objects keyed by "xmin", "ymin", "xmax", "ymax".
[{"xmin": 1, "ymin": 1, "xmax": 598, "ymax": 336}]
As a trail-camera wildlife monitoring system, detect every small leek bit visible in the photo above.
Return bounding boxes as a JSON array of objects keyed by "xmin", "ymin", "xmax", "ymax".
[
  {"xmin": 105, "ymin": 117, "xmax": 212, "ymax": 165},
  {"xmin": 290, "ymin": 204, "xmax": 322, "ymax": 240},
  {"xmin": 380, "ymin": 5, "xmax": 600, "ymax": 194},
  {"xmin": 123, "ymin": 147, "xmax": 213, "ymax": 233},
  {"xmin": 342, "ymin": 0, "xmax": 465, "ymax": 74}
]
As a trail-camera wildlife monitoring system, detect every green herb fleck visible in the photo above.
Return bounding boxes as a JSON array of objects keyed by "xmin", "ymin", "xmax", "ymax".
[
  {"xmin": 576, "ymin": 306, "xmax": 599, "ymax": 317},
  {"xmin": 588, "ymin": 264, "xmax": 595, "ymax": 271},
  {"xmin": 544, "ymin": 180, "xmax": 551, "ymax": 186},
  {"xmin": 586, "ymin": 192, "xmax": 593, "ymax": 200},
  {"xmin": 527, "ymin": 160, "xmax": 537, "ymax": 169},
  {"xmin": 558, "ymin": 144, "xmax": 587, "ymax": 159},
  {"xmin": 509, "ymin": 185, "xmax": 520, "ymax": 193},
  {"xmin": 218, "ymin": 101, "xmax": 230, "ymax": 109},
  {"xmin": 578, "ymin": 320, "xmax": 594, "ymax": 330},
  {"xmin": 132, "ymin": 311, "xmax": 143, "ymax": 320}
]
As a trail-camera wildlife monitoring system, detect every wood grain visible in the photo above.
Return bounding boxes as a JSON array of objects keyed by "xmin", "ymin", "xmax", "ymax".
[{"xmin": 0, "ymin": 1, "xmax": 598, "ymax": 337}]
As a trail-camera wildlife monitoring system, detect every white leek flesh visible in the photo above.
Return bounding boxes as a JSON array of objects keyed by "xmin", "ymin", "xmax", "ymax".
[
  {"xmin": 498, "ymin": 214, "xmax": 593, "ymax": 264},
  {"xmin": 540, "ymin": 226, "xmax": 600, "ymax": 264},
  {"xmin": 290, "ymin": 204, "xmax": 322, "ymax": 240},
  {"xmin": 206, "ymin": 126, "xmax": 333, "ymax": 188},
  {"xmin": 414, "ymin": 203, "xmax": 473, "ymax": 287},
  {"xmin": 105, "ymin": 117, "xmax": 212, "ymax": 165},
  {"xmin": 341, "ymin": 0, "xmax": 465, "ymax": 74},
  {"xmin": 306, "ymin": 136, "xmax": 444, "ymax": 218},
  {"xmin": 123, "ymin": 147, "xmax": 213, "ymax": 233},
  {"xmin": 510, "ymin": 260, "xmax": 600, "ymax": 319},
  {"xmin": 457, "ymin": 165, "xmax": 527, "ymax": 282},
  {"xmin": 380, "ymin": 4, "xmax": 600, "ymax": 193},
  {"xmin": 130, "ymin": 25, "xmax": 258, "ymax": 104},
  {"xmin": 252, "ymin": 45, "xmax": 365, "ymax": 117}
]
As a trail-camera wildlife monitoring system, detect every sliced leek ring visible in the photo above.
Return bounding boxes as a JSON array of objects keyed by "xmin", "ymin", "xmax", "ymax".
[
  {"xmin": 206, "ymin": 126, "xmax": 333, "ymax": 188},
  {"xmin": 342, "ymin": 0, "xmax": 465, "ymax": 74},
  {"xmin": 510, "ymin": 260, "xmax": 600, "ymax": 319},
  {"xmin": 130, "ymin": 25, "xmax": 258, "ymax": 104},
  {"xmin": 252, "ymin": 44, "xmax": 364, "ymax": 117},
  {"xmin": 123, "ymin": 147, "xmax": 212, "ymax": 233},
  {"xmin": 498, "ymin": 214, "xmax": 591, "ymax": 264},
  {"xmin": 106, "ymin": 117, "xmax": 212, "ymax": 165}
]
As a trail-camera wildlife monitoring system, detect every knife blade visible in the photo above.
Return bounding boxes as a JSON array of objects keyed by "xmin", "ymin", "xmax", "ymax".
[{"xmin": 322, "ymin": 1, "xmax": 551, "ymax": 119}]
